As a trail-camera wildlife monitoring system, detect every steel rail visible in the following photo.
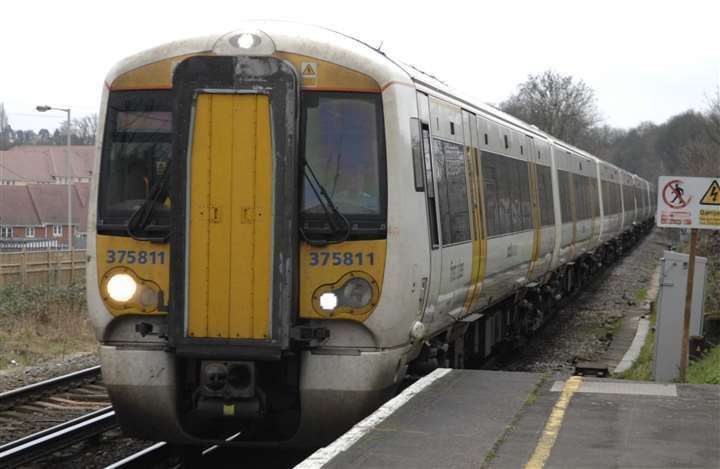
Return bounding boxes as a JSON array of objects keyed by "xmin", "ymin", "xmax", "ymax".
[
  {"xmin": 104, "ymin": 441, "xmax": 173, "ymax": 469},
  {"xmin": 0, "ymin": 365, "xmax": 102, "ymax": 408},
  {"xmin": 0, "ymin": 406, "xmax": 116, "ymax": 468}
]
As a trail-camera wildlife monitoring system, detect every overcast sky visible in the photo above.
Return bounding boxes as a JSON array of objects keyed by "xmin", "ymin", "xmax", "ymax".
[{"xmin": 2, "ymin": 0, "xmax": 718, "ymax": 132}]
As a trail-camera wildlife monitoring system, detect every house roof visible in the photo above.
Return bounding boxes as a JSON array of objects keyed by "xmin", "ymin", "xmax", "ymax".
[
  {"xmin": 0, "ymin": 183, "xmax": 89, "ymax": 231},
  {"xmin": 0, "ymin": 145, "xmax": 95, "ymax": 183}
]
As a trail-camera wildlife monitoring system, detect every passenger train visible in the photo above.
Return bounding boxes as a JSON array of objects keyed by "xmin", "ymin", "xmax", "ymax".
[{"xmin": 87, "ymin": 22, "xmax": 655, "ymax": 446}]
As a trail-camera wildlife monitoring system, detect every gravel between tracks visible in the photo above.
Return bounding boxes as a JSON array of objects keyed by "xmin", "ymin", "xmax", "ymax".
[
  {"xmin": 499, "ymin": 229, "xmax": 669, "ymax": 374},
  {"xmin": 0, "ymin": 352, "xmax": 99, "ymax": 394}
]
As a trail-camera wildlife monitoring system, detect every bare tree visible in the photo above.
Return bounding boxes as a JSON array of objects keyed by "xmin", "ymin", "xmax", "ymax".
[
  {"xmin": 500, "ymin": 70, "xmax": 601, "ymax": 145},
  {"xmin": 74, "ymin": 114, "xmax": 97, "ymax": 145},
  {"xmin": 705, "ymin": 86, "xmax": 720, "ymax": 146}
]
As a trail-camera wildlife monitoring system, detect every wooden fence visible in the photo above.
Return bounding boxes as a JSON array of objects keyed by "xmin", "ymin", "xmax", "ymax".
[{"xmin": 0, "ymin": 249, "xmax": 86, "ymax": 287}]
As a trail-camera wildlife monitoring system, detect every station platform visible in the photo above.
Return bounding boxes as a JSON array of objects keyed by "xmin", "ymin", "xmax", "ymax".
[{"xmin": 296, "ymin": 369, "xmax": 720, "ymax": 469}]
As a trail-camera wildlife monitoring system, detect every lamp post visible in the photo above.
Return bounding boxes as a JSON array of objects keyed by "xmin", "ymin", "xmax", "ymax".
[{"xmin": 36, "ymin": 105, "xmax": 72, "ymax": 254}]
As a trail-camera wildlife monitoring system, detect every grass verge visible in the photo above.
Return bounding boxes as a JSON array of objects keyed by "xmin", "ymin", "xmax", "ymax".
[
  {"xmin": 687, "ymin": 345, "xmax": 720, "ymax": 384},
  {"xmin": 0, "ymin": 281, "xmax": 96, "ymax": 369}
]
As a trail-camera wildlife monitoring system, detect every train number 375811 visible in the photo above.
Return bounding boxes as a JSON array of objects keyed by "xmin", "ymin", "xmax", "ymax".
[
  {"xmin": 106, "ymin": 250, "xmax": 166, "ymax": 265},
  {"xmin": 309, "ymin": 251, "xmax": 375, "ymax": 266}
]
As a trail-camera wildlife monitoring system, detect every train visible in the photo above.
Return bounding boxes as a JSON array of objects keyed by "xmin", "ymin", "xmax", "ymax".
[{"xmin": 87, "ymin": 21, "xmax": 655, "ymax": 447}]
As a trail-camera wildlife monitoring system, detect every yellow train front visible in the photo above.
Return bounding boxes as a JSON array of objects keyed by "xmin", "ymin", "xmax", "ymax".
[{"xmin": 88, "ymin": 24, "xmax": 409, "ymax": 446}]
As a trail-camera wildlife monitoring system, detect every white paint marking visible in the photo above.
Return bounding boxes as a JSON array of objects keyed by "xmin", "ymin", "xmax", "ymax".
[
  {"xmin": 294, "ymin": 368, "xmax": 452, "ymax": 469},
  {"xmin": 614, "ymin": 318, "xmax": 650, "ymax": 374},
  {"xmin": 551, "ymin": 380, "xmax": 677, "ymax": 397}
]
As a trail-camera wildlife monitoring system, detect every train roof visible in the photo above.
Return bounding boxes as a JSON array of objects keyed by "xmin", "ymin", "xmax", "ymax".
[{"xmin": 105, "ymin": 21, "xmax": 648, "ymax": 185}]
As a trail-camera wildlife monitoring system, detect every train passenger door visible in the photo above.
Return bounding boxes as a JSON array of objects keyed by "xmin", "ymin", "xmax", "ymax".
[
  {"xmin": 525, "ymin": 135, "xmax": 541, "ymax": 278},
  {"xmin": 415, "ymin": 93, "xmax": 443, "ymax": 327}
]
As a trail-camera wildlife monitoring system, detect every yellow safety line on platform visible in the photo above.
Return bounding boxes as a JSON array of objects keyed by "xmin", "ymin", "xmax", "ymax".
[{"xmin": 524, "ymin": 376, "xmax": 583, "ymax": 469}]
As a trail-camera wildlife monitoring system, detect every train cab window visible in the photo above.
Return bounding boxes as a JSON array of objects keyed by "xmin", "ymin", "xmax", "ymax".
[
  {"xmin": 301, "ymin": 92, "xmax": 386, "ymax": 231},
  {"xmin": 97, "ymin": 90, "xmax": 173, "ymax": 231}
]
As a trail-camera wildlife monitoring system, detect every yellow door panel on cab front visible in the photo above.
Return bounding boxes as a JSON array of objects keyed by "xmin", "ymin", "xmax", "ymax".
[{"xmin": 187, "ymin": 93, "xmax": 272, "ymax": 340}]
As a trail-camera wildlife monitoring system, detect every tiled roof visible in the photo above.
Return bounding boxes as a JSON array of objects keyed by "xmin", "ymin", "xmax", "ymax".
[
  {"xmin": 0, "ymin": 145, "xmax": 95, "ymax": 183},
  {"xmin": 0, "ymin": 183, "xmax": 89, "ymax": 230},
  {"xmin": 0, "ymin": 185, "xmax": 40, "ymax": 226}
]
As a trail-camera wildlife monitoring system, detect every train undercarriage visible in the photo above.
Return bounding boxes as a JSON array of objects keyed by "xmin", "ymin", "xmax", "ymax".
[{"xmin": 409, "ymin": 220, "xmax": 654, "ymax": 372}]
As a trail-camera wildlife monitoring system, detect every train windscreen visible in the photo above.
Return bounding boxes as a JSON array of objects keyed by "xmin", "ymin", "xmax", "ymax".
[
  {"xmin": 301, "ymin": 92, "xmax": 385, "ymax": 219},
  {"xmin": 97, "ymin": 90, "xmax": 173, "ymax": 232}
]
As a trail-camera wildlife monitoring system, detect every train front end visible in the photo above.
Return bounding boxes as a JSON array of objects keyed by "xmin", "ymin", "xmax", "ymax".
[{"xmin": 87, "ymin": 27, "xmax": 400, "ymax": 446}]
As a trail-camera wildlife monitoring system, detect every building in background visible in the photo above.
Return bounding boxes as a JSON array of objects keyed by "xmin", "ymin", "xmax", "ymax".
[
  {"xmin": 0, "ymin": 183, "xmax": 89, "ymax": 250},
  {"xmin": 0, "ymin": 145, "xmax": 94, "ymax": 185}
]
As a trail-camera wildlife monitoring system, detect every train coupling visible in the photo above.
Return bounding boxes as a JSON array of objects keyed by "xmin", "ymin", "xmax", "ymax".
[{"xmin": 195, "ymin": 360, "xmax": 264, "ymax": 419}]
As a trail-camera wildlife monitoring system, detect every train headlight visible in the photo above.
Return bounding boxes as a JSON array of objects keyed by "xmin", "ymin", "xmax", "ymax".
[
  {"xmin": 342, "ymin": 278, "xmax": 373, "ymax": 309},
  {"xmin": 234, "ymin": 33, "xmax": 260, "ymax": 49},
  {"xmin": 106, "ymin": 273, "xmax": 137, "ymax": 303},
  {"xmin": 312, "ymin": 272, "xmax": 379, "ymax": 317},
  {"xmin": 102, "ymin": 268, "xmax": 162, "ymax": 313},
  {"xmin": 319, "ymin": 292, "xmax": 339, "ymax": 311}
]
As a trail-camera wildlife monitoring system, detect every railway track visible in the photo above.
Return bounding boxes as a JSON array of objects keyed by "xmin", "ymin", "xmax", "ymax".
[{"xmin": 0, "ymin": 366, "xmax": 119, "ymax": 468}]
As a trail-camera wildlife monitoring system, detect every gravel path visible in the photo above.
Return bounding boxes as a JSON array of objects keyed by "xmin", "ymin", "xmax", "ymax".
[{"xmin": 499, "ymin": 229, "xmax": 669, "ymax": 374}]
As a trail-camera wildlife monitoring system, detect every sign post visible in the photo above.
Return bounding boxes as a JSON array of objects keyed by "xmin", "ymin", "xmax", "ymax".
[
  {"xmin": 679, "ymin": 229, "xmax": 698, "ymax": 382},
  {"xmin": 657, "ymin": 176, "xmax": 719, "ymax": 382}
]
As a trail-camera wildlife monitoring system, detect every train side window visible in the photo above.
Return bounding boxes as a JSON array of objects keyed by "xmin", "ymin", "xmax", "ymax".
[
  {"xmin": 410, "ymin": 118, "xmax": 425, "ymax": 191},
  {"xmin": 421, "ymin": 125, "xmax": 439, "ymax": 248},
  {"xmin": 433, "ymin": 138, "xmax": 471, "ymax": 244}
]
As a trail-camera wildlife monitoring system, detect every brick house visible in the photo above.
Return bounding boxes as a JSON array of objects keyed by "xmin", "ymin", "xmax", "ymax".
[{"xmin": 0, "ymin": 183, "xmax": 89, "ymax": 250}]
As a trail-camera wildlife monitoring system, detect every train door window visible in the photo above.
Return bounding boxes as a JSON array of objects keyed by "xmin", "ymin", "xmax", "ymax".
[
  {"xmin": 518, "ymin": 161, "xmax": 532, "ymax": 230},
  {"xmin": 537, "ymin": 165, "xmax": 555, "ymax": 226},
  {"xmin": 482, "ymin": 153, "xmax": 500, "ymax": 237},
  {"xmin": 495, "ymin": 155, "xmax": 513, "ymax": 234},
  {"xmin": 421, "ymin": 124, "xmax": 439, "ymax": 248},
  {"xmin": 433, "ymin": 139, "xmax": 471, "ymax": 244},
  {"xmin": 575, "ymin": 175, "xmax": 589, "ymax": 220},
  {"xmin": 558, "ymin": 170, "xmax": 572, "ymax": 223},
  {"xmin": 410, "ymin": 118, "xmax": 425, "ymax": 191},
  {"xmin": 601, "ymin": 181, "xmax": 610, "ymax": 215}
]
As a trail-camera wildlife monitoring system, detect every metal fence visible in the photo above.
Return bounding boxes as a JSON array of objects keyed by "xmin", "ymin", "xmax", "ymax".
[{"xmin": 0, "ymin": 249, "xmax": 86, "ymax": 287}]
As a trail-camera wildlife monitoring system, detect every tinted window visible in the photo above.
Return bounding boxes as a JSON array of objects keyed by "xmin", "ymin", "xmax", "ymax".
[
  {"xmin": 433, "ymin": 139, "xmax": 471, "ymax": 244},
  {"xmin": 302, "ymin": 92, "xmax": 384, "ymax": 217},
  {"xmin": 537, "ymin": 165, "xmax": 555, "ymax": 226},
  {"xmin": 481, "ymin": 152, "xmax": 534, "ymax": 236},
  {"xmin": 558, "ymin": 170, "xmax": 573, "ymax": 223}
]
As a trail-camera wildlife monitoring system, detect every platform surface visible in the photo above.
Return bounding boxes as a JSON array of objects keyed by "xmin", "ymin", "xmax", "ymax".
[{"xmin": 297, "ymin": 369, "xmax": 720, "ymax": 469}]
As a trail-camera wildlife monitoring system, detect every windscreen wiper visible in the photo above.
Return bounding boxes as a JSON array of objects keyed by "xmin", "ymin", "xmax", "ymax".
[
  {"xmin": 127, "ymin": 164, "xmax": 171, "ymax": 242},
  {"xmin": 300, "ymin": 159, "xmax": 351, "ymax": 246}
]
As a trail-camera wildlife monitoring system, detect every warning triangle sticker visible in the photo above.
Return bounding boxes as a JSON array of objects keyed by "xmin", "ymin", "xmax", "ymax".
[
  {"xmin": 302, "ymin": 63, "xmax": 316, "ymax": 76},
  {"xmin": 700, "ymin": 180, "xmax": 720, "ymax": 205}
]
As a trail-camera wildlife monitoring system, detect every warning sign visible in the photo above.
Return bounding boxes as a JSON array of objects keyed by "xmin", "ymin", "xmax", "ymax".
[
  {"xmin": 301, "ymin": 62, "xmax": 317, "ymax": 87},
  {"xmin": 657, "ymin": 176, "xmax": 720, "ymax": 230},
  {"xmin": 700, "ymin": 180, "xmax": 720, "ymax": 205}
]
